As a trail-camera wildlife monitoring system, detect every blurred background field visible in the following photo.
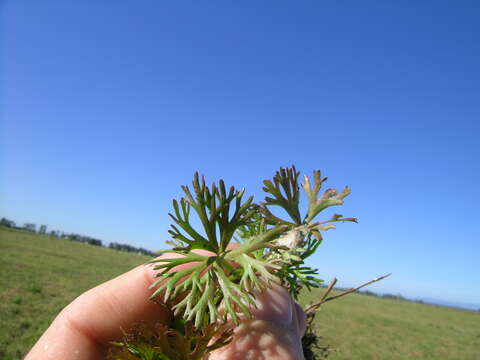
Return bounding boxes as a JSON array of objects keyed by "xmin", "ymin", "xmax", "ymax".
[
  {"xmin": 1, "ymin": 227, "xmax": 478, "ymax": 360},
  {"xmin": 0, "ymin": 227, "xmax": 149, "ymax": 360}
]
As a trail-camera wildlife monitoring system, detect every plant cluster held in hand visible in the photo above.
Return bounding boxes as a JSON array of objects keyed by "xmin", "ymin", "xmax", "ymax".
[{"xmin": 109, "ymin": 166, "xmax": 359, "ymax": 360}]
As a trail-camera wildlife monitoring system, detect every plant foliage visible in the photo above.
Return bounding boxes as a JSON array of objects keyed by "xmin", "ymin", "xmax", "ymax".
[
  {"xmin": 108, "ymin": 322, "xmax": 233, "ymax": 360},
  {"xmin": 150, "ymin": 172, "xmax": 287, "ymax": 327},
  {"xmin": 133, "ymin": 166, "xmax": 356, "ymax": 358},
  {"xmin": 258, "ymin": 167, "xmax": 357, "ymax": 298}
]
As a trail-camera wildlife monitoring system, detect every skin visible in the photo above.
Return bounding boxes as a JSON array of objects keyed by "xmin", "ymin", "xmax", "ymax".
[{"xmin": 25, "ymin": 255, "xmax": 306, "ymax": 360}]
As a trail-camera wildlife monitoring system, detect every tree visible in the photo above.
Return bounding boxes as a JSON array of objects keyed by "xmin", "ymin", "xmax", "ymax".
[
  {"xmin": 0, "ymin": 217, "xmax": 15, "ymax": 228},
  {"xmin": 39, "ymin": 225, "xmax": 47, "ymax": 234},
  {"xmin": 24, "ymin": 223, "xmax": 36, "ymax": 232}
]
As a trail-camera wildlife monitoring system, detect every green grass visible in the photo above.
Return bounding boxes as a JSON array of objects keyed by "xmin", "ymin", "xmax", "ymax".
[
  {"xmin": 300, "ymin": 286, "xmax": 480, "ymax": 359},
  {"xmin": 0, "ymin": 227, "xmax": 149, "ymax": 360},
  {"xmin": 1, "ymin": 227, "xmax": 479, "ymax": 359}
]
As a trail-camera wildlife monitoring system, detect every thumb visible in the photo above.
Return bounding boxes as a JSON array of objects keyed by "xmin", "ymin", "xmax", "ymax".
[{"xmin": 209, "ymin": 283, "xmax": 306, "ymax": 360}]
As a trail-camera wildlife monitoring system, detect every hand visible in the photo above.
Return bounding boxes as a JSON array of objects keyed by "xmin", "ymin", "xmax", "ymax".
[{"xmin": 26, "ymin": 262, "xmax": 306, "ymax": 360}]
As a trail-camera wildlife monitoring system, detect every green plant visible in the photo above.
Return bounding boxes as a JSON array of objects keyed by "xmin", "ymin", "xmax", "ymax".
[
  {"xmin": 27, "ymin": 284, "xmax": 42, "ymax": 294},
  {"xmin": 108, "ymin": 322, "xmax": 233, "ymax": 360},
  {"xmin": 149, "ymin": 173, "xmax": 287, "ymax": 327},
  {"xmin": 109, "ymin": 166, "xmax": 368, "ymax": 360}
]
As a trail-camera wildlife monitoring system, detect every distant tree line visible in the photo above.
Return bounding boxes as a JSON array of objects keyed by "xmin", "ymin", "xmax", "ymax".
[
  {"xmin": 359, "ymin": 289, "xmax": 411, "ymax": 301},
  {"xmin": 332, "ymin": 286, "xmax": 479, "ymax": 312},
  {"xmin": 0, "ymin": 217, "xmax": 17, "ymax": 228},
  {"xmin": 108, "ymin": 242, "xmax": 156, "ymax": 257},
  {"xmin": 0, "ymin": 216, "xmax": 155, "ymax": 257},
  {"xmin": 62, "ymin": 233, "xmax": 103, "ymax": 247},
  {"xmin": 318, "ymin": 284, "xmax": 426, "ymax": 306}
]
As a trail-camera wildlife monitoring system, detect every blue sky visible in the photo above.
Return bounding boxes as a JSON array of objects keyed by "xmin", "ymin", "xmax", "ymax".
[{"xmin": 2, "ymin": 1, "xmax": 479, "ymax": 305}]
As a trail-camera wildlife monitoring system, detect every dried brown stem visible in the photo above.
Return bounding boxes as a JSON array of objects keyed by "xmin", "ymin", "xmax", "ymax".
[{"xmin": 304, "ymin": 273, "xmax": 391, "ymax": 324}]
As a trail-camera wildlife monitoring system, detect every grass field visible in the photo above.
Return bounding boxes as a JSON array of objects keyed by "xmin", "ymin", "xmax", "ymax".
[
  {"xmin": 300, "ymin": 288, "xmax": 480, "ymax": 359},
  {"xmin": 0, "ymin": 227, "xmax": 150, "ymax": 359},
  {"xmin": 1, "ymin": 228, "xmax": 479, "ymax": 359}
]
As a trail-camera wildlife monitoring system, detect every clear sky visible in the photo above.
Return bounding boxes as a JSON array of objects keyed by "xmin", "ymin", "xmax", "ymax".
[{"xmin": 2, "ymin": 1, "xmax": 479, "ymax": 305}]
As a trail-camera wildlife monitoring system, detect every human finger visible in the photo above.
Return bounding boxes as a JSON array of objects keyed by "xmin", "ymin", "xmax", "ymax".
[{"xmin": 25, "ymin": 263, "xmax": 170, "ymax": 360}]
